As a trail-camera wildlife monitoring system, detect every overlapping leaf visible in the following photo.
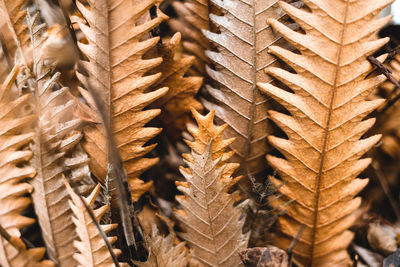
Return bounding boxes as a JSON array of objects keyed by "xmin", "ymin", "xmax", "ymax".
[
  {"xmin": 0, "ymin": 0, "xmax": 32, "ymax": 93},
  {"xmin": 175, "ymin": 109, "xmax": 248, "ymax": 266},
  {"xmin": 27, "ymin": 12, "xmax": 83, "ymax": 267},
  {"xmin": 149, "ymin": 32, "xmax": 203, "ymax": 141},
  {"xmin": 65, "ymin": 180, "xmax": 127, "ymax": 267},
  {"xmin": 0, "ymin": 66, "xmax": 54, "ymax": 267},
  {"xmin": 202, "ymin": 0, "xmax": 299, "ymax": 184},
  {"xmin": 258, "ymin": 0, "xmax": 392, "ymax": 265},
  {"xmin": 74, "ymin": 0, "xmax": 169, "ymax": 201},
  {"xmin": 0, "ymin": 0, "xmax": 30, "ymax": 64},
  {"xmin": 170, "ymin": 0, "xmax": 211, "ymax": 76}
]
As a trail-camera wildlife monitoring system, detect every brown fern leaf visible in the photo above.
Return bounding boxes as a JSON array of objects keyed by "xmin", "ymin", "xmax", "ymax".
[
  {"xmin": 257, "ymin": 1, "xmax": 392, "ymax": 265},
  {"xmin": 74, "ymin": 0, "xmax": 169, "ymax": 201},
  {"xmin": 150, "ymin": 32, "xmax": 203, "ymax": 141},
  {"xmin": 0, "ymin": 0, "xmax": 33, "ymax": 94},
  {"xmin": 0, "ymin": 0, "xmax": 30, "ymax": 64},
  {"xmin": 1, "ymin": 235, "xmax": 55, "ymax": 267},
  {"xmin": 169, "ymin": 0, "xmax": 211, "ymax": 76},
  {"xmin": 64, "ymin": 179, "xmax": 127, "ymax": 267},
  {"xmin": 0, "ymin": 65, "xmax": 53, "ymax": 267},
  {"xmin": 134, "ymin": 225, "xmax": 188, "ymax": 267},
  {"xmin": 27, "ymin": 12, "xmax": 82, "ymax": 266},
  {"xmin": 175, "ymin": 109, "xmax": 249, "ymax": 266},
  {"xmin": 202, "ymin": 0, "xmax": 299, "ymax": 186}
]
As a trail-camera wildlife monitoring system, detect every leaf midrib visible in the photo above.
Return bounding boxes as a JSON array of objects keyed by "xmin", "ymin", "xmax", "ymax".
[
  {"xmin": 241, "ymin": 0, "xmax": 258, "ymax": 177},
  {"xmin": 310, "ymin": 1, "xmax": 350, "ymax": 265}
]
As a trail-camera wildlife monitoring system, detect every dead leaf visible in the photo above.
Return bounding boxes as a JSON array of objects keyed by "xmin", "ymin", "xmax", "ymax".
[
  {"xmin": 258, "ymin": 0, "xmax": 392, "ymax": 265},
  {"xmin": 174, "ymin": 109, "xmax": 249, "ymax": 266},
  {"xmin": 169, "ymin": 0, "xmax": 211, "ymax": 76},
  {"xmin": 64, "ymin": 180, "xmax": 127, "ymax": 267},
  {"xmin": 0, "ymin": 65, "xmax": 54, "ymax": 267},
  {"xmin": 27, "ymin": 12, "xmax": 82, "ymax": 266},
  {"xmin": 201, "ymin": 0, "xmax": 299, "ymax": 187},
  {"xmin": 73, "ymin": 0, "xmax": 169, "ymax": 201},
  {"xmin": 149, "ymin": 32, "xmax": 203, "ymax": 141}
]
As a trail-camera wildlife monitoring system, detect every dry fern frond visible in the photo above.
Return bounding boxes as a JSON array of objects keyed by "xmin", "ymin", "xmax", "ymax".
[
  {"xmin": 0, "ymin": 0, "xmax": 30, "ymax": 64},
  {"xmin": 134, "ymin": 225, "xmax": 188, "ymax": 267},
  {"xmin": 64, "ymin": 180, "xmax": 126, "ymax": 267},
  {"xmin": 150, "ymin": 32, "xmax": 203, "ymax": 141},
  {"xmin": 74, "ymin": 0, "xmax": 169, "ymax": 201},
  {"xmin": 27, "ymin": 12, "xmax": 82, "ymax": 266},
  {"xmin": 0, "ymin": 65, "xmax": 53, "ymax": 267},
  {"xmin": 0, "ymin": 0, "xmax": 32, "ymax": 93},
  {"xmin": 0, "ymin": 235, "xmax": 55, "ymax": 267},
  {"xmin": 258, "ymin": 1, "xmax": 392, "ymax": 265},
  {"xmin": 202, "ymin": 0, "xmax": 298, "ymax": 185},
  {"xmin": 174, "ymin": 109, "xmax": 249, "ymax": 266},
  {"xmin": 169, "ymin": 0, "xmax": 211, "ymax": 76}
]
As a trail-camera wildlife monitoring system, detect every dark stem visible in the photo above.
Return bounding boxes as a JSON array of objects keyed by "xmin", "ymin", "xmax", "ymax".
[
  {"xmin": 370, "ymin": 161, "xmax": 400, "ymax": 221},
  {"xmin": 287, "ymin": 225, "xmax": 305, "ymax": 267}
]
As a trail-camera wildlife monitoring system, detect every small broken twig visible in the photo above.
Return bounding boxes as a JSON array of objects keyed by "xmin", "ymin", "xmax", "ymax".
[
  {"xmin": 0, "ymin": 224, "xmax": 26, "ymax": 251},
  {"xmin": 287, "ymin": 225, "xmax": 305, "ymax": 266},
  {"xmin": 367, "ymin": 55, "xmax": 400, "ymax": 92},
  {"xmin": 367, "ymin": 55, "xmax": 400, "ymax": 118}
]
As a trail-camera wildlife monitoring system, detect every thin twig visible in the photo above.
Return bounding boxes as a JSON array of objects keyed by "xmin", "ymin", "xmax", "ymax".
[
  {"xmin": 287, "ymin": 225, "xmax": 305, "ymax": 267},
  {"xmin": 0, "ymin": 224, "xmax": 12, "ymax": 244},
  {"xmin": 367, "ymin": 55, "xmax": 400, "ymax": 89},
  {"xmin": 76, "ymin": 187, "xmax": 120, "ymax": 266},
  {"xmin": 370, "ymin": 161, "xmax": 400, "ymax": 221},
  {"xmin": 367, "ymin": 55, "xmax": 400, "ymax": 119},
  {"xmin": 63, "ymin": 176, "xmax": 120, "ymax": 266},
  {"xmin": 77, "ymin": 65, "xmax": 140, "ymax": 255},
  {"xmin": 0, "ymin": 224, "xmax": 25, "ymax": 251}
]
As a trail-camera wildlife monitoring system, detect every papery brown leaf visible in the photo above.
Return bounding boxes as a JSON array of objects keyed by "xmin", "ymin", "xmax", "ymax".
[
  {"xmin": 169, "ymin": 0, "xmax": 211, "ymax": 76},
  {"xmin": 0, "ymin": 0, "xmax": 33, "ymax": 94},
  {"xmin": 174, "ymin": 109, "xmax": 249, "ymax": 266},
  {"xmin": 74, "ymin": 0, "xmax": 169, "ymax": 201},
  {"xmin": 0, "ymin": 65, "xmax": 54, "ymax": 267},
  {"xmin": 150, "ymin": 32, "xmax": 203, "ymax": 141},
  {"xmin": 134, "ymin": 225, "xmax": 188, "ymax": 267},
  {"xmin": 27, "ymin": 12, "xmax": 82, "ymax": 267},
  {"xmin": 202, "ymin": 0, "xmax": 299, "ymax": 186},
  {"xmin": 257, "ymin": 0, "xmax": 392, "ymax": 266},
  {"xmin": 0, "ymin": 0, "xmax": 30, "ymax": 65},
  {"xmin": 64, "ymin": 180, "xmax": 127, "ymax": 267}
]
